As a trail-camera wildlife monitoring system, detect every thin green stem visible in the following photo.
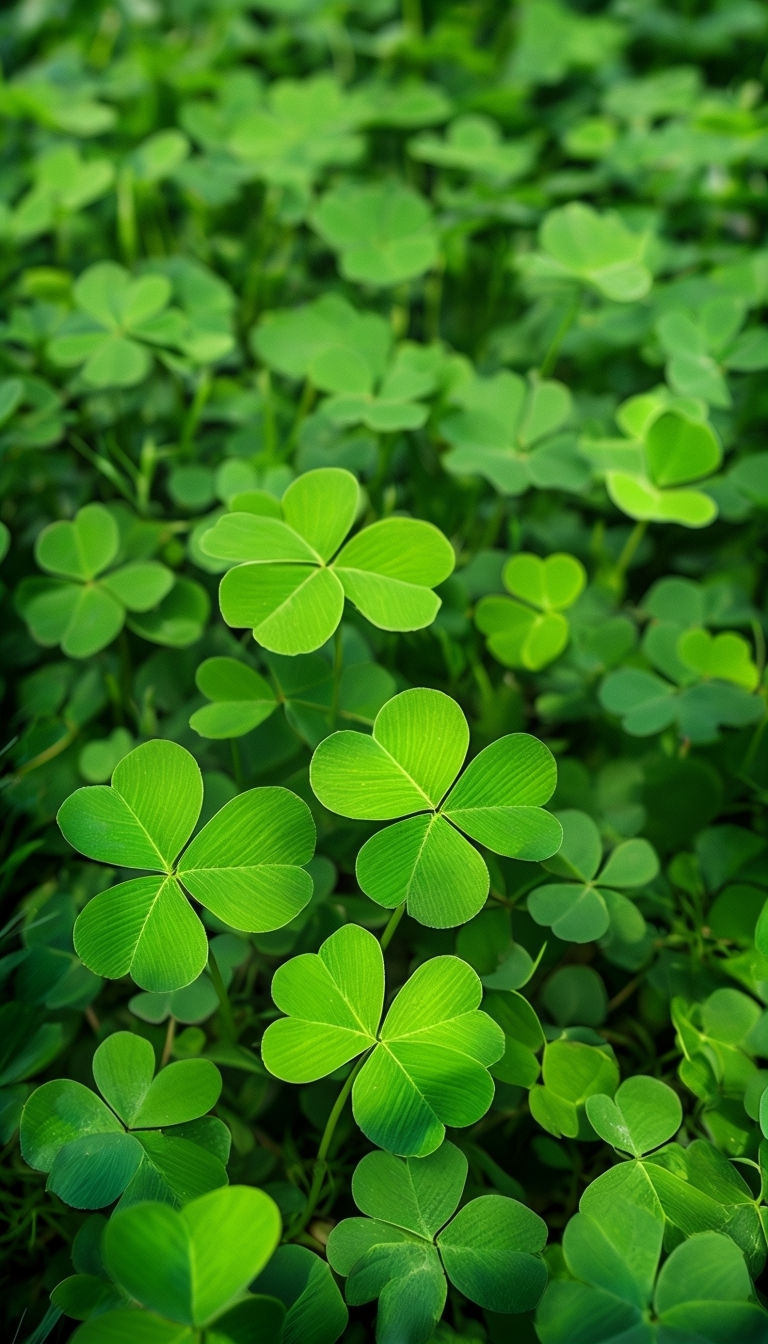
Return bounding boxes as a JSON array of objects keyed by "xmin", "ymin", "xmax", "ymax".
[
  {"xmin": 380, "ymin": 901, "xmax": 407, "ymax": 951},
  {"xmin": 208, "ymin": 949, "xmax": 237, "ymax": 1042},
  {"xmin": 286, "ymin": 1054, "xmax": 368, "ymax": 1240},
  {"xmin": 330, "ymin": 625, "xmax": 344, "ymax": 729},
  {"xmin": 402, "ymin": 0, "xmax": 423, "ymax": 39},
  {"xmin": 609, "ymin": 519, "xmax": 648, "ymax": 595},
  {"xmin": 180, "ymin": 371, "xmax": 212, "ymax": 458},
  {"xmin": 539, "ymin": 287, "xmax": 581, "ymax": 378}
]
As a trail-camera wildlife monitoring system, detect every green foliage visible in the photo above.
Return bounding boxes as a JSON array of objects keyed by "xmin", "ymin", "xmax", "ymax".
[{"xmin": 2, "ymin": 2, "xmax": 768, "ymax": 1342}]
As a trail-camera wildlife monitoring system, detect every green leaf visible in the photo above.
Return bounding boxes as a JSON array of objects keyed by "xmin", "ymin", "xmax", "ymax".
[
  {"xmin": 219, "ymin": 563, "xmax": 345, "ymax": 655},
  {"xmin": 585, "ymin": 1076, "xmax": 682, "ymax": 1156},
  {"xmin": 21, "ymin": 1078, "xmax": 123, "ymax": 1172},
  {"xmin": 530, "ymin": 1040, "xmax": 619, "ymax": 1139},
  {"xmin": 177, "ymin": 788, "xmax": 315, "ymax": 932},
  {"xmin": 59, "ymin": 740, "xmax": 203, "ymax": 871},
  {"xmin": 262, "ymin": 926, "xmax": 503, "ymax": 1155},
  {"xmin": 443, "ymin": 735, "xmax": 561, "ymax": 859},
  {"xmin": 103, "ymin": 1186, "xmax": 281, "ymax": 1326},
  {"xmin": 654, "ymin": 1231, "xmax": 752, "ymax": 1313},
  {"xmin": 72, "ymin": 1310, "xmax": 195, "ymax": 1344},
  {"xmin": 190, "ymin": 658, "xmax": 278, "ymax": 738},
  {"xmin": 73, "ymin": 877, "xmax": 209, "ymax": 993},
  {"xmin": 644, "ymin": 411, "xmax": 722, "ymax": 488},
  {"xmin": 281, "ymin": 468, "xmax": 360, "ymax": 562},
  {"xmin": 606, "ymin": 470, "xmax": 718, "ymax": 527},
  {"xmin": 437, "ymin": 1194, "xmax": 548, "ymax": 1312},
  {"xmin": 311, "ymin": 688, "xmax": 469, "ymax": 818},
  {"xmin": 355, "ymin": 813, "xmax": 490, "ymax": 926},
  {"xmin": 92, "ymin": 1032, "xmax": 221, "ymax": 1128},
  {"xmin": 47, "ymin": 1131, "xmax": 144, "ymax": 1208},
  {"xmin": 310, "ymin": 181, "xmax": 438, "ymax": 286},
  {"xmin": 532, "ymin": 203, "xmax": 651, "ymax": 301},
  {"xmin": 476, "ymin": 597, "xmax": 570, "ymax": 670},
  {"xmin": 36, "ymin": 504, "xmax": 119, "ymax": 581},
  {"xmin": 351, "ymin": 1142, "xmax": 468, "ymax": 1237},
  {"xmin": 677, "ymin": 628, "xmax": 759, "ymax": 692},
  {"xmin": 502, "ymin": 553, "xmax": 586, "ymax": 611},
  {"xmin": 252, "ymin": 1245, "xmax": 348, "ymax": 1344},
  {"xmin": 334, "ymin": 518, "xmax": 455, "ymax": 631}
]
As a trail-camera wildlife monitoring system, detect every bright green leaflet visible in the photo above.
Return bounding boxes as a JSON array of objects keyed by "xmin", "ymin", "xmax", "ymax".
[
  {"xmin": 260, "ymin": 923, "xmax": 504, "ymax": 1156},
  {"xmin": 585, "ymin": 1076, "xmax": 683, "ymax": 1156},
  {"xmin": 522, "ymin": 202, "xmax": 652, "ymax": 301},
  {"xmin": 201, "ymin": 468, "xmax": 455, "ymax": 654},
  {"xmin": 15, "ymin": 503, "xmax": 173, "ymax": 658},
  {"xmin": 47, "ymin": 262, "xmax": 178, "ymax": 388},
  {"xmin": 252, "ymin": 1245, "xmax": 348, "ymax": 1344},
  {"xmin": 476, "ymin": 552, "xmax": 587, "ymax": 671},
  {"xmin": 529, "ymin": 1039, "xmax": 620, "ymax": 1139},
  {"xmin": 310, "ymin": 687, "xmax": 562, "ymax": 926},
  {"xmin": 20, "ymin": 1032, "xmax": 224, "ymax": 1208},
  {"xmin": 528, "ymin": 810, "xmax": 657, "ymax": 944},
  {"xmin": 606, "ymin": 410, "xmax": 723, "ymax": 528},
  {"xmin": 57, "ymin": 739, "xmax": 316, "ymax": 990},
  {"xmin": 327, "ymin": 1143, "xmax": 547, "ymax": 1341},
  {"xmin": 309, "ymin": 181, "xmax": 439, "ymax": 286}
]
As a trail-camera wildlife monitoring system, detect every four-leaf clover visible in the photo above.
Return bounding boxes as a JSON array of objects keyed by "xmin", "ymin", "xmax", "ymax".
[
  {"xmin": 58, "ymin": 739, "xmax": 316, "ymax": 991},
  {"xmin": 310, "ymin": 687, "xmax": 562, "ymax": 927},
  {"xmin": 260, "ymin": 923, "xmax": 504, "ymax": 1156}
]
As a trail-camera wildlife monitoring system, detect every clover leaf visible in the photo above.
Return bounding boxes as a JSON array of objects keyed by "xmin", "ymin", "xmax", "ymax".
[
  {"xmin": 20, "ymin": 1031, "xmax": 225, "ymax": 1209},
  {"xmin": 409, "ymin": 114, "xmax": 535, "ymax": 184},
  {"xmin": 69, "ymin": 1186, "xmax": 283, "ymax": 1343},
  {"xmin": 310, "ymin": 182, "xmax": 439, "ymax": 287},
  {"xmin": 655, "ymin": 296, "xmax": 768, "ymax": 408},
  {"xmin": 15, "ymin": 503, "xmax": 174, "ymax": 658},
  {"xmin": 47, "ymin": 262, "xmax": 177, "ymax": 388},
  {"xmin": 606, "ymin": 408, "xmax": 722, "ymax": 528},
  {"xmin": 321, "ymin": 342, "xmax": 447, "ymax": 433},
  {"xmin": 528, "ymin": 809, "xmax": 657, "ymax": 944},
  {"xmin": 677, "ymin": 628, "xmax": 760, "ymax": 691},
  {"xmin": 260, "ymin": 923, "xmax": 504, "ymax": 1156},
  {"xmin": 252, "ymin": 293, "xmax": 391, "ymax": 394},
  {"xmin": 58, "ymin": 739, "xmax": 316, "ymax": 990},
  {"xmin": 600, "ymin": 661, "xmax": 763, "ymax": 743},
  {"xmin": 521, "ymin": 202, "xmax": 652, "ymax": 302},
  {"xmin": 227, "ymin": 73, "xmax": 368, "ymax": 188},
  {"xmin": 10, "ymin": 144, "xmax": 114, "ymax": 242},
  {"xmin": 476, "ymin": 553, "xmax": 586, "ymax": 671},
  {"xmin": 440, "ymin": 370, "xmax": 587, "ymax": 496},
  {"xmin": 310, "ymin": 687, "xmax": 562, "ymax": 927},
  {"xmin": 326, "ymin": 1143, "xmax": 547, "ymax": 1343},
  {"xmin": 253, "ymin": 1245, "xmax": 348, "ymax": 1344},
  {"xmin": 585, "ymin": 1076, "xmax": 683, "ymax": 1156},
  {"xmin": 529, "ymin": 1039, "xmax": 620, "ymax": 1139},
  {"xmin": 200, "ymin": 468, "xmax": 455, "ymax": 654},
  {"xmin": 189, "ymin": 658, "xmax": 278, "ymax": 739}
]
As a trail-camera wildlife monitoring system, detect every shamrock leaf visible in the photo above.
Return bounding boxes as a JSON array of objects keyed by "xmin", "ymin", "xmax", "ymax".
[
  {"xmin": 47, "ymin": 261, "xmax": 180, "ymax": 388},
  {"xmin": 409, "ymin": 114, "xmax": 535, "ymax": 184},
  {"xmin": 600, "ymin": 664, "xmax": 763, "ymax": 743},
  {"xmin": 586, "ymin": 1076, "xmax": 682, "ymax": 1156},
  {"xmin": 606, "ymin": 408, "xmax": 722, "ymax": 528},
  {"xmin": 440, "ymin": 370, "xmax": 587, "ymax": 496},
  {"xmin": 476, "ymin": 553, "xmax": 587, "ymax": 671},
  {"xmin": 677, "ymin": 628, "xmax": 760, "ymax": 692},
  {"xmin": 70, "ymin": 1186, "xmax": 283, "ymax": 1343},
  {"xmin": 252, "ymin": 293, "xmax": 391, "ymax": 394},
  {"xmin": 20, "ymin": 1031, "xmax": 225, "ymax": 1209},
  {"xmin": 200, "ymin": 468, "xmax": 455, "ymax": 654},
  {"xmin": 227, "ymin": 73, "xmax": 368, "ymax": 188},
  {"xmin": 528, "ymin": 809, "xmax": 657, "ymax": 944},
  {"xmin": 253, "ymin": 1245, "xmax": 349, "ymax": 1344},
  {"xmin": 189, "ymin": 658, "xmax": 278, "ymax": 739},
  {"xmin": 310, "ymin": 687, "xmax": 562, "ymax": 927},
  {"xmin": 529, "ymin": 1039, "xmax": 620, "ymax": 1139},
  {"xmin": 58, "ymin": 739, "xmax": 316, "ymax": 990},
  {"xmin": 15, "ymin": 503, "xmax": 174, "ymax": 658},
  {"xmin": 0, "ymin": 373, "xmax": 64, "ymax": 450},
  {"xmin": 326, "ymin": 1144, "xmax": 547, "ymax": 1343},
  {"xmin": 521, "ymin": 202, "xmax": 652, "ymax": 301},
  {"xmin": 260, "ymin": 923, "xmax": 504, "ymax": 1156},
  {"xmin": 655, "ymin": 296, "xmax": 768, "ymax": 408},
  {"xmin": 10, "ymin": 144, "xmax": 114, "ymax": 242},
  {"xmin": 322, "ymin": 342, "xmax": 447, "ymax": 433},
  {"xmin": 310, "ymin": 182, "xmax": 439, "ymax": 287}
]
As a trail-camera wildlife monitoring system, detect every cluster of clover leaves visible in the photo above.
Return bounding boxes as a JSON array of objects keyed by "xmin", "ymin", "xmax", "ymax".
[{"xmin": 12, "ymin": 463, "xmax": 767, "ymax": 1344}]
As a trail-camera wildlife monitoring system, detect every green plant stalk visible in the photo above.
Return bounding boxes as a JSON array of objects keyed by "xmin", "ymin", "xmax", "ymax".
[
  {"xmin": 611, "ymin": 519, "xmax": 648, "ymax": 593},
  {"xmin": 540, "ymin": 287, "xmax": 581, "ymax": 377},
  {"xmin": 207, "ymin": 949, "xmax": 237, "ymax": 1042},
  {"xmin": 180, "ymin": 371, "xmax": 212, "ymax": 458},
  {"xmin": 116, "ymin": 166, "xmax": 137, "ymax": 266},
  {"xmin": 286, "ymin": 1053, "xmax": 369, "ymax": 1241},
  {"xmin": 402, "ymin": 0, "xmax": 423, "ymax": 39}
]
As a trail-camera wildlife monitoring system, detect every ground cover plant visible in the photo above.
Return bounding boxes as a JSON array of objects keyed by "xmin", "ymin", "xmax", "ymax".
[{"xmin": 1, "ymin": 0, "xmax": 767, "ymax": 1340}]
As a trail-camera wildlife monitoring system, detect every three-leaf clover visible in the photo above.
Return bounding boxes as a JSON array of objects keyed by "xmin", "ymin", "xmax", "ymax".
[
  {"xmin": 252, "ymin": 293, "xmax": 391, "ymax": 394},
  {"xmin": 310, "ymin": 687, "xmax": 562, "ymax": 927},
  {"xmin": 409, "ymin": 114, "xmax": 535, "ymax": 184},
  {"xmin": 9, "ymin": 144, "xmax": 114, "ymax": 242},
  {"xmin": 440, "ymin": 370, "xmax": 587, "ymax": 496},
  {"xmin": 15, "ymin": 503, "xmax": 174, "ymax": 658},
  {"xmin": 200, "ymin": 468, "xmax": 455, "ymax": 654},
  {"xmin": 529, "ymin": 1039, "xmax": 619, "ymax": 1139},
  {"xmin": 520, "ymin": 202, "xmax": 652, "ymax": 301},
  {"xmin": 58, "ymin": 739, "xmax": 316, "ymax": 991},
  {"xmin": 260, "ymin": 923, "xmax": 505, "ymax": 1156},
  {"xmin": 20, "ymin": 1031, "xmax": 225, "ymax": 1209},
  {"xmin": 326, "ymin": 1143, "xmax": 548, "ymax": 1344},
  {"xmin": 67, "ymin": 1186, "xmax": 284, "ymax": 1344},
  {"xmin": 528, "ymin": 809, "xmax": 658, "ymax": 944},
  {"xmin": 47, "ymin": 262, "xmax": 177, "ymax": 388},
  {"xmin": 655, "ymin": 296, "xmax": 768, "ymax": 408},
  {"xmin": 476, "ymin": 553, "xmax": 587, "ymax": 671},
  {"xmin": 310, "ymin": 181, "xmax": 439, "ymax": 287}
]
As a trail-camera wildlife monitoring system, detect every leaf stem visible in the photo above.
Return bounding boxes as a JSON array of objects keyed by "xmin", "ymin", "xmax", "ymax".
[
  {"xmin": 380, "ymin": 900, "xmax": 407, "ymax": 951},
  {"xmin": 208, "ymin": 948, "xmax": 237, "ymax": 1042},
  {"xmin": 330, "ymin": 625, "xmax": 344, "ymax": 728},
  {"xmin": 286, "ymin": 1053, "xmax": 368, "ymax": 1240},
  {"xmin": 610, "ymin": 519, "xmax": 648, "ymax": 594},
  {"xmin": 539, "ymin": 287, "xmax": 581, "ymax": 378}
]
